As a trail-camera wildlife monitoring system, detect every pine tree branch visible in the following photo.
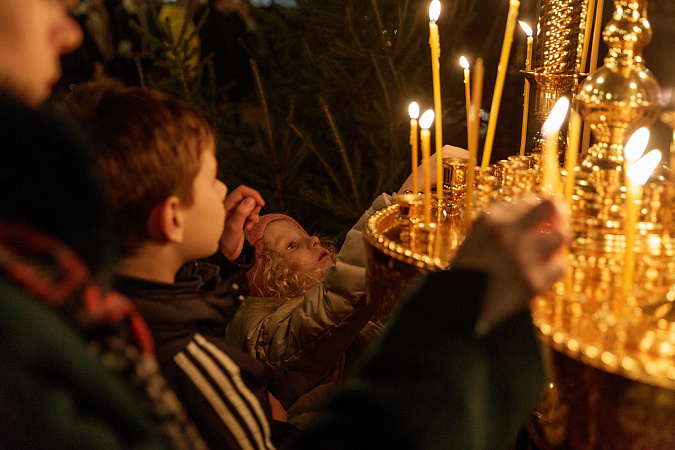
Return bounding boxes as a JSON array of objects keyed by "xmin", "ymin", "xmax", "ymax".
[
  {"xmin": 344, "ymin": 2, "xmax": 366, "ymax": 55},
  {"xmin": 288, "ymin": 123, "xmax": 346, "ymax": 199},
  {"xmin": 251, "ymin": 59, "xmax": 285, "ymax": 209},
  {"xmin": 369, "ymin": 0, "xmax": 402, "ymax": 90},
  {"xmin": 321, "ymin": 100, "xmax": 361, "ymax": 209}
]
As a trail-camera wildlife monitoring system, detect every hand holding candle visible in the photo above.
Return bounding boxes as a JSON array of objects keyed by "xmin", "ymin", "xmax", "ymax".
[
  {"xmin": 409, "ymin": 102, "xmax": 420, "ymax": 193},
  {"xmin": 541, "ymin": 97, "xmax": 570, "ymax": 197},
  {"xmin": 518, "ymin": 21, "xmax": 533, "ymax": 157},
  {"xmin": 419, "ymin": 109, "xmax": 435, "ymax": 224},
  {"xmin": 429, "ymin": 0, "xmax": 443, "ymax": 199}
]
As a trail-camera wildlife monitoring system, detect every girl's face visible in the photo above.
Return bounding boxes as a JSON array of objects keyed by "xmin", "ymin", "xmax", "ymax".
[{"xmin": 262, "ymin": 220, "xmax": 333, "ymax": 277}]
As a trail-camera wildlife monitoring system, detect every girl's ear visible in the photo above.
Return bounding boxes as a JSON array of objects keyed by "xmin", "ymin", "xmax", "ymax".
[{"xmin": 147, "ymin": 196, "xmax": 184, "ymax": 244}]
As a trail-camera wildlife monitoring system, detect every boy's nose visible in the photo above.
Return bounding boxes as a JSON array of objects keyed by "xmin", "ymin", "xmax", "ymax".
[{"xmin": 308, "ymin": 236, "xmax": 320, "ymax": 248}]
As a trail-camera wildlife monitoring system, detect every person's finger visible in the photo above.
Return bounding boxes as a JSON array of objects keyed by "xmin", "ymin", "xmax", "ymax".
[
  {"xmin": 441, "ymin": 145, "xmax": 469, "ymax": 159},
  {"xmin": 528, "ymin": 255, "xmax": 566, "ymax": 295},
  {"xmin": 243, "ymin": 205, "xmax": 262, "ymax": 230},
  {"xmin": 226, "ymin": 197, "xmax": 256, "ymax": 232},
  {"xmin": 514, "ymin": 199, "xmax": 558, "ymax": 232},
  {"xmin": 224, "ymin": 185, "xmax": 265, "ymax": 213}
]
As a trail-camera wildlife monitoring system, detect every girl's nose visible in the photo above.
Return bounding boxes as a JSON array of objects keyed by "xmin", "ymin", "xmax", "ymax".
[{"xmin": 308, "ymin": 236, "xmax": 320, "ymax": 248}]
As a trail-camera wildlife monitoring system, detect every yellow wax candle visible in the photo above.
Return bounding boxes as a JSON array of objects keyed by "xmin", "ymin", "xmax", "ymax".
[
  {"xmin": 541, "ymin": 97, "xmax": 570, "ymax": 197},
  {"xmin": 580, "ymin": 0, "xmax": 598, "ymax": 72},
  {"xmin": 464, "ymin": 58, "xmax": 484, "ymax": 233},
  {"xmin": 623, "ymin": 149, "xmax": 662, "ymax": 299},
  {"xmin": 429, "ymin": 0, "xmax": 443, "ymax": 198},
  {"xmin": 460, "ymin": 56, "xmax": 471, "ymax": 145},
  {"xmin": 564, "ymin": 109, "xmax": 582, "ymax": 206},
  {"xmin": 519, "ymin": 21, "xmax": 533, "ymax": 157},
  {"xmin": 581, "ymin": 0, "xmax": 605, "ymax": 154},
  {"xmin": 409, "ymin": 102, "xmax": 420, "ymax": 193},
  {"xmin": 589, "ymin": 0, "xmax": 604, "ymax": 75},
  {"xmin": 419, "ymin": 109, "xmax": 435, "ymax": 224},
  {"xmin": 482, "ymin": 0, "xmax": 520, "ymax": 168}
]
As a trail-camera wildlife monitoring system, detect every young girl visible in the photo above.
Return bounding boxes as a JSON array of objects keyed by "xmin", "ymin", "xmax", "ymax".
[{"xmin": 225, "ymin": 146, "xmax": 468, "ymax": 427}]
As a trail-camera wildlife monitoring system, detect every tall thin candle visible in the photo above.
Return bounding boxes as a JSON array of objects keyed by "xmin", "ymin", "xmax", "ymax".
[
  {"xmin": 519, "ymin": 21, "xmax": 533, "ymax": 157},
  {"xmin": 419, "ymin": 110, "xmax": 435, "ymax": 225},
  {"xmin": 580, "ymin": 0, "xmax": 598, "ymax": 72},
  {"xmin": 564, "ymin": 109, "xmax": 582, "ymax": 206},
  {"xmin": 429, "ymin": 0, "xmax": 443, "ymax": 198},
  {"xmin": 482, "ymin": 0, "xmax": 520, "ymax": 168},
  {"xmin": 623, "ymin": 149, "xmax": 662, "ymax": 301},
  {"xmin": 464, "ymin": 58, "xmax": 484, "ymax": 233},
  {"xmin": 409, "ymin": 102, "xmax": 420, "ymax": 193},
  {"xmin": 460, "ymin": 56, "xmax": 471, "ymax": 149},
  {"xmin": 541, "ymin": 97, "xmax": 570, "ymax": 197}
]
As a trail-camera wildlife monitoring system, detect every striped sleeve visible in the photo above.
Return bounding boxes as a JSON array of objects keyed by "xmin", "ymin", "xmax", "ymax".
[{"xmin": 173, "ymin": 333, "xmax": 275, "ymax": 450}]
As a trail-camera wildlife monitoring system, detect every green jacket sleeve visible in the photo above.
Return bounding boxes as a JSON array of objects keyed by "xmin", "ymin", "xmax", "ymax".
[{"xmin": 288, "ymin": 269, "xmax": 545, "ymax": 450}]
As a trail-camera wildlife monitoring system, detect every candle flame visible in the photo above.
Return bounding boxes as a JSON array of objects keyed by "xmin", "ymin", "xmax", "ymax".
[
  {"xmin": 542, "ymin": 97, "xmax": 570, "ymax": 135},
  {"xmin": 408, "ymin": 102, "xmax": 420, "ymax": 120},
  {"xmin": 429, "ymin": 0, "xmax": 441, "ymax": 22},
  {"xmin": 519, "ymin": 21, "xmax": 532, "ymax": 37},
  {"xmin": 419, "ymin": 110, "xmax": 435, "ymax": 129},
  {"xmin": 459, "ymin": 56, "xmax": 469, "ymax": 70},
  {"xmin": 626, "ymin": 149, "xmax": 662, "ymax": 186},
  {"xmin": 624, "ymin": 127, "xmax": 650, "ymax": 164}
]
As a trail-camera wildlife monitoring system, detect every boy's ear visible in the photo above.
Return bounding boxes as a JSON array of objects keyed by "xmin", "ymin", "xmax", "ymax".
[{"xmin": 148, "ymin": 196, "xmax": 184, "ymax": 244}]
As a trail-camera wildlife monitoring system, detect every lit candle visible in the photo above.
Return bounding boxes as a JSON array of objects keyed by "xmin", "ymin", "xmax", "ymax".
[
  {"xmin": 429, "ymin": 0, "xmax": 443, "ymax": 199},
  {"xmin": 482, "ymin": 0, "xmax": 520, "ymax": 168},
  {"xmin": 419, "ymin": 109, "xmax": 435, "ymax": 224},
  {"xmin": 623, "ymin": 149, "xmax": 662, "ymax": 297},
  {"xmin": 409, "ymin": 102, "xmax": 420, "ymax": 193},
  {"xmin": 541, "ymin": 97, "xmax": 570, "ymax": 197},
  {"xmin": 518, "ymin": 20, "xmax": 533, "ymax": 157},
  {"xmin": 464, "ymin": 58, "xmax": 484, "ymax": 233},
  {"xmin": 564, "ymin": 109, "xmax": 582, "ymax": 206},
  {"xmin": 624, "ymin": 127, "xmax": 650, "ymax": 165},
  {"xmin": 460, "ymin": 56, "xmax": 471, "ymax": 146}
]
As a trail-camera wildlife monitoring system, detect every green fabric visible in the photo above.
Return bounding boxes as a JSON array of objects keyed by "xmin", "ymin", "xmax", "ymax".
[{"xmin": 0, "ymin": 280, "xmax": 162, "ymax": 449}]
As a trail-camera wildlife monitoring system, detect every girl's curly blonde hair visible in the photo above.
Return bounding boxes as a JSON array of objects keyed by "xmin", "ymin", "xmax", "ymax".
[{"xmin": 248, "ymin": 237, "xmax": 337, "ymax": 299}]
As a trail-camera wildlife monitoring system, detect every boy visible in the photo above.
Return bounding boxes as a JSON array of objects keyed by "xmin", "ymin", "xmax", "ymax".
[{"xmin": 65, "ymin": 80, "xmax": 283, "ymax": 449}]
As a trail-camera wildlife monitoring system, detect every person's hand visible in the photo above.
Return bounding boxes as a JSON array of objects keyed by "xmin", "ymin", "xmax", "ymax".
[
  {"xmin": 396, "ymin": 145, "xmax": 470, "ymax": 194},
  {"xmin": 220, "ymin": 185, "xmax": 265, "ymax": 260},
  {"xmin": 452, "ymin": 197, "xmax": 568, "ymax": 334}
]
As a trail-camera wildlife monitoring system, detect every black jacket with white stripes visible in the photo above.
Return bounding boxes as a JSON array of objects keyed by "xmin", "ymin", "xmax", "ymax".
[{"xmin": 115, "ymin": 259, "xmax": 288, "ymax": 449}]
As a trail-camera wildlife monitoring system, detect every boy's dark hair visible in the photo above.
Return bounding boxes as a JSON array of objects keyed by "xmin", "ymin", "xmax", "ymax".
[{"xmin": 65, "ymin": 79, "xmax": 215, "ymax": 256}]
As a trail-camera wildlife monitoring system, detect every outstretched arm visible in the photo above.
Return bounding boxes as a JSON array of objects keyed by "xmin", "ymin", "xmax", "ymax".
[{"xmin": 289, "ymin": 198, "xmax": 568, "ymax": 450}]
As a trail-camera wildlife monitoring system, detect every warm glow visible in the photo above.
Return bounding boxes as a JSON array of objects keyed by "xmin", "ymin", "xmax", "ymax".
[
  {"xmin": 408, "ymin": 102, "xmax": 419, "ymax": 120},
  {"xmin": 419, "ymin": 110, "xmax": 435, "ymax": 129},
  {"xmin": 519, "ymin": 21, "xmax": 533, "ymax": 37},
  {"xmin": 626, "ymin": 149, "xmax": 662, "ymax": 186},
  {"xmin": 543, "ymin": 97, "xmax": 570, "ymax": 136},
  {"xmin": 624, "ymin": 127, "xmax": 650, "ymax": 164},
  {"xmin": 459, "ymin": 56, "xmax": 469, "ymax": 70},
  {"xmin": 429, "ymin": 0, "xmax": 441, "ymax": 22}
]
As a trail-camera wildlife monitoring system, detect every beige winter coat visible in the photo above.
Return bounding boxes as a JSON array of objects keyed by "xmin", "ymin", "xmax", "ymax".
[{"xmin": 225, "ymin": 194, "xmax": 391, "ymax": 427}]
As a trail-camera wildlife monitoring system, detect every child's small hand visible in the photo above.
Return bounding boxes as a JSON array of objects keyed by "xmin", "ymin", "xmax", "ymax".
[
  {"xmin": 396, "ymin": 145, "xmax": 470, "ymax": 194},
  {"xmin": 220, "ymin": 185, "xmax": 265, "ymax": 260}
]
